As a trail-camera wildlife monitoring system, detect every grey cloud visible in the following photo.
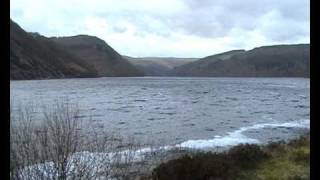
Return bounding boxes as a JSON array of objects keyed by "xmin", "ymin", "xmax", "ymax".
[
  {"xmin": 113, "ymin": 26, "xmax": 127, "ymax": 33},
  {"xmin": 262, "ymin": 21, "xmax": 309, "ymax": 42},
  {"xmin": 162, "ymin": 0, "xmax": 310, "ymax": 41}
]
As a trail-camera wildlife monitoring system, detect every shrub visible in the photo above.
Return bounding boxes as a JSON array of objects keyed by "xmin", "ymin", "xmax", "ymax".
[
  {"xmin": 265, "ymin": 141, "xmax": 286, "ymax": 153},
  {"xmin": 227, "ymin": 144, "xmax": 269, "ymax": 169},
  {"xmin": 152, "ymin": 144, "xmax": 269, "ymax": 180},
  {"xmin": 152, "ymin": 153, "xmax": 237, "ymax": 180}
]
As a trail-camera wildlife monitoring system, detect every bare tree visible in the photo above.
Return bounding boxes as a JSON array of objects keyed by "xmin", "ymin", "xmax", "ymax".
[{"xmin": 10, "ymin": 100, "xmax": 144, "ymax": 180}]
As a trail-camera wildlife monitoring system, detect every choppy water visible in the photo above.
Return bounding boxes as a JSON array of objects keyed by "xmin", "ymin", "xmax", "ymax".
[{"xmin": 10, "ymin": 77, "xmax": 310, "ymax": 149}]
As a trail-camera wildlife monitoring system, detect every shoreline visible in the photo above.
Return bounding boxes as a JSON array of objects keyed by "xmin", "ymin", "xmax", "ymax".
[{"xmin": 138, "ymin": 132, "xmax": 310, "ymax": 179}]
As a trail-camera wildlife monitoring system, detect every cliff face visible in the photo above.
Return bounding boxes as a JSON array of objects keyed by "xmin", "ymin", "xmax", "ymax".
[
  {"xmin": 51, "ymin": 36, "xmax": 144, "ymax": 77},
  {"xmin": 174, "ymin": 45, "xmax": 310, "ymax": 77},
  {"xmin": 10, "ymin": 20, "xmax": 98, "ymax": 80}
]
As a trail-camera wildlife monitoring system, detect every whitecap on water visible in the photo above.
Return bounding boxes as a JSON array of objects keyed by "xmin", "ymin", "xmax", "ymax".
[{"xmin": 175, "ymin": 119, "xmax": 309, "ymax": 149}]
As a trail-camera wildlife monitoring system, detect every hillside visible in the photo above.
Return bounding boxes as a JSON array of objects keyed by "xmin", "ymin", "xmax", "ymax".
[
  {"xmin": 10, "ymin": 20, "xmax": 98, "ymax": 80},
  {"xmin": 174, "ymin": 44, "xmax": 310, "ymax": 77},
  {"xmin": 125, "ymin": 56, "xmax": 197, "ymax": 76},
  {"xmin": 51, "ymin": 36, "xmax": 143, "ymax": 77},
  {"xmin": 11, "ymin": 19, "xmax": 309, "ymax": 79}
]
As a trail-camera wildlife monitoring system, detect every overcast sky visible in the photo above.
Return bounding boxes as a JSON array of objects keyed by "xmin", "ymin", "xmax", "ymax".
[{"xmin": 10, "ymin": 0, "xmax": 309, "ymax": 58}]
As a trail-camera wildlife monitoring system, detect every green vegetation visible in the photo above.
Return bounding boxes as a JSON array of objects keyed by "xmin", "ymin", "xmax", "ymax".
[
  {"xmin": 251, "ymin": 136, "xmax": 310, "ymax": 180},
  {"xmin": 152, "ymin": 135, "xmax": 310, "ymax": 180}
]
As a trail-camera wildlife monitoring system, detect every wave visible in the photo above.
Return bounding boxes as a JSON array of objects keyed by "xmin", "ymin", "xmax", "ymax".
[{"xmin": 177, "ymin": 119, "xmax": 309, "ymax": 149}]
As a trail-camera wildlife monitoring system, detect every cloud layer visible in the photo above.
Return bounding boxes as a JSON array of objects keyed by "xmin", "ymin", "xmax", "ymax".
[{"xmin": 10, "ymin": 0, "xmax": 310, "ymax": 58}]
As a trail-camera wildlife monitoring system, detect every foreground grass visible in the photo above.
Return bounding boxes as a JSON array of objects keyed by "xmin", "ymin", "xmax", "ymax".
[
  {"xmin": 251, "ymin": 135, "xmax": 310, "ymax": 180},
  {"xmin": 151, "ymin": 134, "xmax": 310, "ymax": 180}
]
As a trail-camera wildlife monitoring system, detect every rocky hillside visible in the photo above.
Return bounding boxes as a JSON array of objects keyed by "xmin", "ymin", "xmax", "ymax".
[
  {"xmin": 51, "ymin": 36, "xmax": 143, "ymax": 77},
  {"xmin": 174, "ymin": 44, "xmax": 310, "ymax": 77},
  {"xmin": 10, "ymin": 20, "xmax": 98, "ymax": 80},
  {"xmin": 125, "ymin": 57, "xmax": 197, "ymax": 76}
]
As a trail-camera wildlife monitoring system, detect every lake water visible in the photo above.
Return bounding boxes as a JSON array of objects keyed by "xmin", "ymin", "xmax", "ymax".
[{"xmin": 10, "ymin": 77, "xmax": 310, "ymax": 149}]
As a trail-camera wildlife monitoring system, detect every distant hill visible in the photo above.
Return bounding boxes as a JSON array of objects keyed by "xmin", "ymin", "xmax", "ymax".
[
  {"xmin": 51, "ymin": 36, "xmax": 143, "ymax": 77},
  {"xmin": 10, "ymin": 20, "xmax": 98, "ymax": 80},
  {"xmin": 125, "ymin": 56, "xmax": 197, "ymax": 76},
  {"xmin": 173, "ymin": 44, "xmax": 310, "ymax": 77}
]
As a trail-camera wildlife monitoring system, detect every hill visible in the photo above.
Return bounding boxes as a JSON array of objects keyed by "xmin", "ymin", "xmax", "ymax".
[
  {"xmin": 10, "ymin": 20, "xmax": 144, "ymax": 80},
  {"xmin": 10, "ymin": 20, "xmax": 98, "ymax": 80},
  {"xmin": 51, "ymin": 36, "xmax": 143, "ymax": 77},
  {"xmin": 174, "ymin": 44, "xmax": 310, "ymax": 77}
]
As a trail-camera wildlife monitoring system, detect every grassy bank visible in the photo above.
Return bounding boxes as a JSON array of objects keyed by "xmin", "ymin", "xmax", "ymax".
[{"xmin": 151, "ymin": 134, "xmax": 310, "ymax": 180}]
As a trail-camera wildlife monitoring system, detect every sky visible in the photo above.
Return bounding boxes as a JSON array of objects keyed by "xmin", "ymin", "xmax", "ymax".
[{"xmin": 10, "ymin": 0, "xmax": 310, "ymax": 58}]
